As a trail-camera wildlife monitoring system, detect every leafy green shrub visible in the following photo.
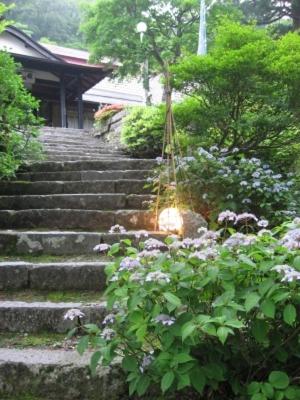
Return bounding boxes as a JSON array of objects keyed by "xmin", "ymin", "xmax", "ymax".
[
  {"xmin": 75, "ymin": 217, "xmax": 300, "ymax": 399},
  {"xmin": 0, "ymin": 50, "xmax": 42, "ymax": 179},
  {"xmin": 171, "ymin": 22, "xmax": 300, "ymax": 170},
  {"xmin": 121, "ymin": 106, "xmax": 165, "ymax": 158},
  {"xmin": 170, "ymin": 147, "xmax": 299, "ymax": 226}
]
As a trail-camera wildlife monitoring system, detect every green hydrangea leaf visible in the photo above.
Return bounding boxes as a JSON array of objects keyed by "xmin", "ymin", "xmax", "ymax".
[{"xmin": 269, "ymin": 371, "xmax": 290, "ymax": 389}]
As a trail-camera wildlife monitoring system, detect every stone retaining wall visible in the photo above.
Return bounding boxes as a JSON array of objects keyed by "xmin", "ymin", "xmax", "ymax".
[{"xmin": 93, "ymin": 110, "xmax": 127, "ymax": 149}]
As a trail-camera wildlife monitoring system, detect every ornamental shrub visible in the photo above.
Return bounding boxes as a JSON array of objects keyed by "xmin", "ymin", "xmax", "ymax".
[
  {"xmin": 171, "ymin": 22, "xmax": 300, "ymax": 170},
  {"xmin": 0, "ymin": 50, "xmax": 42, "ymax": 179},
  {"xmin": 150, "ymin": 147, "xmax": 299, "ymax": 227},
  {"xmin": 94, "ymin": 104, "xmax": 124, "ymax": 130},
  {"xmin": 121, "ymin": 105, "xmax": 165, "ymax": 158},
  {"xmin": 75, "ymin": 216, "xmax": 300, "ymax": 399}
]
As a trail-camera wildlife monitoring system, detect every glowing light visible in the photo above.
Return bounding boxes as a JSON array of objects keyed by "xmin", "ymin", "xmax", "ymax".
[
  {"xmin": 159, "ymin": 208, "xmax": 183, "ymax": 233},
  {"xmin": 136, "ymin": 22, "xmax": 148, "ymax": 34}
]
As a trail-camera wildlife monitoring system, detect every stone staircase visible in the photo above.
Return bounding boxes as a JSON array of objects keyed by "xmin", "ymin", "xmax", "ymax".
[{"xmin": 0, "ymin": 127, "xmax": 161, "ymax": 399}]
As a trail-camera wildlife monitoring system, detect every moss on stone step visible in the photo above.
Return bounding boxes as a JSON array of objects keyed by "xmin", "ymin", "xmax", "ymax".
[
  {"xmin": 0, "ymin": 290, "xmax": 104, "ymax": 303},
  {"xmin": 2, "ymin": 394, "xmax": 44, "ymax": 400},
  {"xmin": 0, "ymin": 332, "xmax": 66, "ymax": 349},
  {"xmin": 1, "ymin": 254, "xmax": 109, "ymax": 263}
]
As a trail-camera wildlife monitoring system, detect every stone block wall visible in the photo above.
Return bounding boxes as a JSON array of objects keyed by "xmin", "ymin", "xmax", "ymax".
[{"xmin": 93, "ymin": 110, "xmax": 127, "ymax": 149}]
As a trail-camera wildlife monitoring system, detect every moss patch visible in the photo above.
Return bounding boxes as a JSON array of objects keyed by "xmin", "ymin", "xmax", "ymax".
[
  {"xmin": 0, "ymin": 290, "xmax": 104, "ymax": 303},
  {"xmin": 0, "ymin": 332, "xmax": 66, "ymax": 349},
  {"xmin": 2, "ymin": 394, "xmax": 46, "ymax": 400},
  {"xmin": 1, "ymin": 254, "xmax": 109, "ymax": 263}
]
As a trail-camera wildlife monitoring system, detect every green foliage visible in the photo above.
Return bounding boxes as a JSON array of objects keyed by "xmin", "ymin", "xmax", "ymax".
[
  {"xmin": 0, "ymin": 2, "xmax": 11, "ymax": 32},
  {"xmin": 121, "ymin": 106, "xmax": 165, "ymax": 157},
  {"xmin": 169, "ymin": 148, "xmax": 299, "ymax": 225},
  {"xmin": 82, "ymin": 0, "xmax": 200, "ymax": 78},
  {"xmin": 171, "ymin": 22, "xmax": 300, "ymax": 169},
  {"xmin": 239, "ymin": 0, "xmax": 300, "ymax": 30},
  {"xmin": 77, "ymin": 218, "xmax": 300, "ymax": 398},
  {"xmin": 3, "ymin": 0, "xmax": 84, "ymax": 48},
  {"xmin": 0, "ymin": 50, "xmax": 42, "ymax": 179}
]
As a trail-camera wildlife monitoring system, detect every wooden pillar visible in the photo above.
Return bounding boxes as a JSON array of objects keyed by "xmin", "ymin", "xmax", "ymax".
[
  {"xmin": 60, "ymin": 74, "xmax": 67, "ymax": 128},
  {"xmin": 77, "ymin": 75, "xmax": 84, "ymax": 129}
]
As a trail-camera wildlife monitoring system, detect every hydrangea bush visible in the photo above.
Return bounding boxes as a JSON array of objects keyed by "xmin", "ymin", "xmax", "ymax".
[
  {"xmin": 76, "ymin": 216, "xmax": 300, "ymax": 399},
  {"xmin": 151, "ymin": 148, "xmax": 299, "ymax": 226}
]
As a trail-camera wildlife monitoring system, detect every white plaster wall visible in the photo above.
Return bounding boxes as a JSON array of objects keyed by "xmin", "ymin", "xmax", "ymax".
[
  {"xmin": 22, "ymin": 69, "xmax": 59, "ymax": 82},
  {"xmin": 0, "ymin": 32, "xmax": 46, "ymax": 58}
]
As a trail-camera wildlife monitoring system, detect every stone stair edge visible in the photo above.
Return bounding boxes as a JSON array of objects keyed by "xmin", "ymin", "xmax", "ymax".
[
  {"xmin": 0, "ymin": 229, "xmax": 165, "ymax": 255},
  {"xmin": 0, "ymin": 260, "xmax": 107, "ymax": 291},
  {"xmin": 0, "ymin": 301, "xmax": 107, "ymax": 333},
  {"xmin": 0, "ymin": 348, "xmax": 127, "ymax": 400}
]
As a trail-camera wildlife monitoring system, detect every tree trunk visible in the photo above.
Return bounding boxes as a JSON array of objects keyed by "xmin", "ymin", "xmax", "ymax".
[{"xmin": 292, "ymin": 0, "xmax": 300, "ymax": 30}]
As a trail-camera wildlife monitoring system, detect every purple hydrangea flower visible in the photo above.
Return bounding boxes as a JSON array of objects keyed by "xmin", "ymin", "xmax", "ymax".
[
  {"xmin": 218, "ymin": 211, "xmax": 237, "ymax": 224},
  {"xmin": 64, "ymin": 309, "xmax": 85, "ymax": 321},
  {"xmin": 235, "ymin": 213, "xmax": 258, "ymax": 224},
  {"xmin": 139, "ymin": 354, "xmax": 154, "ymax": 373},
  {"xmin": 144, "ymin": 238, "xmax": 168, "ymax": 251},
  {"xmin": 101, "ymin": 328, "xmax": 115, "ymax": 340},
  {"xmin": 258, "ymin": 219, "xmax": 269, "ymax": 228},
  {"xmin": 103, "ymin": 314, "xmax": 115, "ymax": 325},
  {"xmin": 146, "ymin": 271, "xmax": 170, "ymax": 283},
  {"xmin": 109, "ymin": 225, "xmax": 127, "ymax": 234},
  {"xmin": 119, "ymin": 257, "xmax": 141, "ymax": 271},
  {"xmin": 93, "ymin": 243, "xmax": 111, "ymax": 253},
  {"xmin": 154, "ymin": 314, "xmax": 176, "ymax": 326}
]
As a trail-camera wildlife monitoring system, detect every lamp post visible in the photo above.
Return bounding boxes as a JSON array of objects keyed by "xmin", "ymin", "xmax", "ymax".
[{"xmin": 136, "ymin": 21, "xmax": 151, "ymax": 106}]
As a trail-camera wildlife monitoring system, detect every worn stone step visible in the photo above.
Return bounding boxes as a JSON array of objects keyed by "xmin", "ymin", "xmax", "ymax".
[
  {"xmin": 0, "ymin": 230, "xmax": 165, "ymax": 255},
  {"xmin": 0, "ymin": 194, "xmax": 153, "ymax": 210},
  {"xmin": 0, "ymin": 301, "xmax": 106, "ymax": 333},
  {"xmin": 44, "ymin": 149, "xmax": 123, "ymax": 156},
  {"xmin": 0, "ymin": 179, "xmax": 149, "ymax": 195},
  {"xmin": 20, "ymin": 159, "xmax": 155, "ymax": 172},
  {"xmin": 0, "ymin": 209, "xmax": 155, "ymax": 230},
  {"xmin": 41, "ymin": 137, "xmax": 116, "ymax": 145},
  {"xmin": 45, "ymin": 155, "xmax": 131, "ymax": 162},
  {"xmin": 42, "ymin": 143, "xmax": 121, "ymax": 152},
  {"xmin": 41, "ymin": 127, "xmax": 90, "ymax": 134},
  {"xmin": 15, "ymin": 169, "xmax": 150, "ymax": 182},
  {"xmin": 0, "ymin": 348, "xmax": 126, "ymax": 400},
  {"xmin": 0, "ymin": 261, "xmax": 106, "ymax": 291}
]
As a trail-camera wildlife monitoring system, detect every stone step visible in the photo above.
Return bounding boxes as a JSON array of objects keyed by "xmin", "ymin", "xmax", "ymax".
[
  {"xmin": 40, "ymin": 140, "xmax": 112, "ymax": 149},
  {"xmin": 0, "ymin": 348, "xmax": 126, "ymax": 400},
  {"xmin": 41, "ymin": 127, "xmax": 90, "ymax": 134},
  {"xmin": 20, "ymin": 159, "xmax": 155, "ymax": 172},
  {"xmin": 15, "ymin": 169, "xmax": 150, "ymax": 182},
  {"xmin": 0, "ymin": 209, "xmax": 155, "ymax": 230},
  {"xmin": 0, "ymin": 230, "xmax": 164, "ymax": 255},
  {"xmin": 45, "ymin": 155, "xmax": 131, "ymax": 162},
  {"xmin": 0, "ymin": 301, "xmax": 106, "ymax": 333},
  {"xmin": 44, "ymin": 149, "xmax": 123, "ymax": 157},
  {"xmin": 0, "ymin": 179, "xmax": 149, "ymax": 195},
  {"xmin": 0, "ymin": 193, "xmax": 153, "ymax": 211},
  {"xmin": 0, "ymin": 261, "xmax": 106, "ymax": 291},
  {"xmin": 42, "ymin": 142, "xmax": 121, "ymax": 152},
  {"xmin": 40, "ymin": 136, "xmax": 106, "ymax": 144}
]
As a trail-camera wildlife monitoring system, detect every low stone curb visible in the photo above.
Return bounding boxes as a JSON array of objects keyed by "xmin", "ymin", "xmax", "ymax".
[
  {"xmin": 0, "ymin": 179, "xmax": 149, "ymax": 195},
  {"xmin": 0, "ymin": 349, "xmax": 127, "ymax": 400},
  {"xmin": 0, "ymin": 301, "xmax": 107, "ymax": 333},
  {"xmin": 0, "ymin": 230, "xmax": 166, "ymax": 255},
  {"xmin": 0, "ymin": 209, "xmax": 155, "ymax": 230},
  {"xmin": 0, "ymin": 262, "xmax": 107, "ymax": 291}
]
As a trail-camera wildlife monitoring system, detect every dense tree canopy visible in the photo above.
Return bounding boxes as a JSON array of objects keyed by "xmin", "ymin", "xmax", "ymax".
[
  {"xmin": 171, "ymin": 22, "xmax": 300, "ymax": 165},
  {"xmin": 240, "ymin": 0, "xmax": 300, "ymax": 30},
  {"xmin": 82, "ymin": 0, "xmax": 201, "ymax": 78},
  {"xmin": 2, "ymin": 0, "xmax": 84, "ymax": 48}
]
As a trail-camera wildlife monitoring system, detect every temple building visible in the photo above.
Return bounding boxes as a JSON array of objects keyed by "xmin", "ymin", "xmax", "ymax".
[{"xmin": 0, "ymin": 26, "xmax": 152, "ymax": 129}]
